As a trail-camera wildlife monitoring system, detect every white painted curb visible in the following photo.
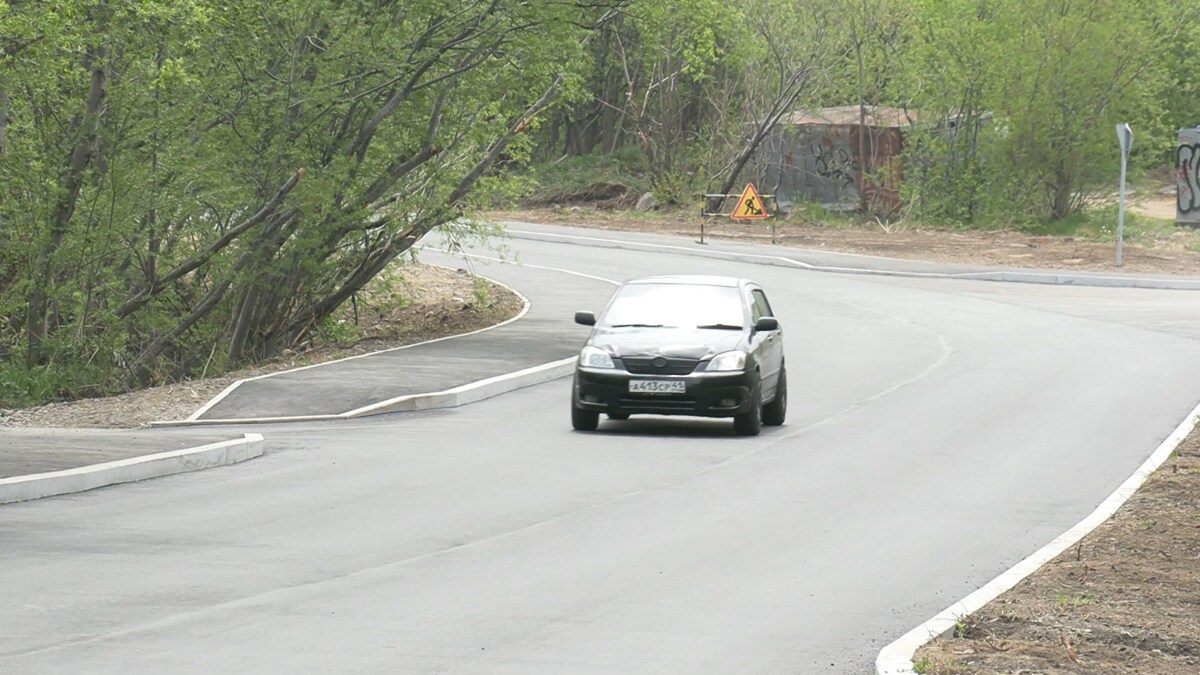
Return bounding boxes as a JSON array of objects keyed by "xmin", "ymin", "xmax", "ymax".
[
  {"xmin": 0, "ymin": 433, "xmax": 264, "ymax": 505},
  {"xmin": 347, "ymin": 357, "xmax": 578, "ymax": 416},
  {"xmin": 506, "ymin": 227, "xmax": 1200, "ymax": 291},
  {"xmin": 875, "ymin": 400, "xmax": 1200, "ymax": 674}
]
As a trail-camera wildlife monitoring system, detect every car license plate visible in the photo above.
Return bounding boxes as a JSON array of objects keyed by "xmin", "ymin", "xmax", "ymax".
[{"xmin": 629, "ymin": 380, "xmax": 685, "ymax": 394}]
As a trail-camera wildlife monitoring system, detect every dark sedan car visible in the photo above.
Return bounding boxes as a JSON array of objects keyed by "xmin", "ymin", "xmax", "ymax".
[{"xmin": 571, "ymin": 275, "xmax": 786, "ymax": 436}]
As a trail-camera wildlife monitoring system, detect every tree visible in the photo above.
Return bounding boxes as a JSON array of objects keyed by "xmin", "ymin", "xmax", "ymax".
[
  {"xmin": 706, "ymin": 0, "xmax": 844, "ymax": 211},
  {"xmin": 995, "ymin": 0, "xmax": 1179, "ymax": 219},
  {"xmin": 0, "ymin": 0, "xmax": 618, "ymax": 403}
]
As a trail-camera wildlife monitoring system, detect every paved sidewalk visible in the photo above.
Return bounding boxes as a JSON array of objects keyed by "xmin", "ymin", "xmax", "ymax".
[{"xmin": 193, "ymin": 251, "xmax": 608, "ymax": 421}]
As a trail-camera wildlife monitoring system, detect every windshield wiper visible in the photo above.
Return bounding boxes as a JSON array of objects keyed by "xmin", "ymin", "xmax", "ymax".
[
  {"xmin": 695, "ymin": 323, "xmax": 744, "ymax": 330},
  {"xmin": 609, "ymin": 323, "xmax": 665, "ymax": 328}
]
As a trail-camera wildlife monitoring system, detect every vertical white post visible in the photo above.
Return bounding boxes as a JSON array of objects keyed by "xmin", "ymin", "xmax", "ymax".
[
  {"xmin": 1117, "ymin": 152, "xmax": 1126, "ymax": 267},
  {"xmin": 1115, "ymin": 123, "xmax": 1133, "ymax": 268}
]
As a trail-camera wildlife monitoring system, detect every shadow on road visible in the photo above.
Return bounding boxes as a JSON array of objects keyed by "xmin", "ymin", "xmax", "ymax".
[{"xmin": 582, "ymin": 416, "xmax": 783, "ymax": 439}]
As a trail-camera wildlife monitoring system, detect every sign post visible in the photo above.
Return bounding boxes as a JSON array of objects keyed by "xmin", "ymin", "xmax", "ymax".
[{"xmin": 1115, "ymin": 123, "xmax": 1133, "ymax": 268}]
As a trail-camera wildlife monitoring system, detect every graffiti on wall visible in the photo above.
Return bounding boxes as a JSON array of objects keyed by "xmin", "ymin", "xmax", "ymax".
[
  {"xmin": 755, "ymin": 127, "xmax": 861, "ymax": 210},
  {"xmin": 1179, "ymin": 128, "xmax": 1200, "ymax": 224},
  {"xmin": 812, "ymin": 144, "xmax": 855, "ymax": 191}
]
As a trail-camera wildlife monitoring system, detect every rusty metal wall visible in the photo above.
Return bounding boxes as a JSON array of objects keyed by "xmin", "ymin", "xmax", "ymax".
[
  {"xmin": 757, "ymin": 125, "xmax": 858, "ymax": 211},
  {"xmin": 852, "ymin": 125, "xmax": 905, "ymax": 215},
  {"xmin": 755, "ymin": 123, "xmax": 905, "ymax": 215},
  {"xmin": 1179, "ymin": 128, "xmax": 1200, "ymax": 226}
]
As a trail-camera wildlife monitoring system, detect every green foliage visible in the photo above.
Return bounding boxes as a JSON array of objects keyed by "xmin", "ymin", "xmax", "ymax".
[
  {"xmin": 471, "ymin": 277, "xmax": 492, "ymax": 310},
  {"xmin": 314, "ymin": 314, "xmax": 359, "ymax": 346},
  {"xmin": 1017, "ymin": 203, "xmax": 1178, "ymax": 242},
  {"xmin": 888, "ymin": 0, "xmax": 1191, "ymax": 224},
  {"xmin": 649, "ymin": 170, "xmax": 695, "ymax": 207},
  {"xmin": 527, "ymin": 148, "xmax": 650, "ymax": 200},
  {"xmin": 1, "ymin": 0, "xmax": 611, "ymax": 406}
]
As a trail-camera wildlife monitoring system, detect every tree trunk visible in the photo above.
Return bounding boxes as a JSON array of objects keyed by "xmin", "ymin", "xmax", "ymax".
[
  {"xmin": 26, "ymin": 41, "xmax": 108, "ymax": 367},
  {"xmin": 709, "ymin": 105, "xmax": 792, "ymax": 213},
  {"xmin": 227, "ymin": 285, "xmax": 260, "ymax": 364},
  {"xmin": 125, "ymin": 278, "xmax": 233, "ymax": 386},
  {"xmin": 0, "ymin": 86, "xmax": 9, "ymax": 157}
]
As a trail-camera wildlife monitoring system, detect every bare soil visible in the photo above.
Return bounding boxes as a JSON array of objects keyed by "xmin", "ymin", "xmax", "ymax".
[
  {"xmin": 916, "ymin": 427, "xmax": 1200, "ymax": 675},
  {"xmin": 0, "ymin": 263, "xmax": 523, "ymax": 429},
  {"xmin": 491, "ymin": 196, "xmax": 1200, "ymax": 276}
]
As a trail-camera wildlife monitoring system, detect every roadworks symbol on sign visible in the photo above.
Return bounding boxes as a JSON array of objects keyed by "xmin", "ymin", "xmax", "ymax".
[{"xmin": 730, "ymin": 183, "xmax": 769, "ymax": 220}]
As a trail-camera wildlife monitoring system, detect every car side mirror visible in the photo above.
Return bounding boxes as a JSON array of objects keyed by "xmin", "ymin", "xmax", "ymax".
[
  {"xmin": 754, "ymin": 316, "xmax": 779, "ymax": 332},
  {"xmin": 575, "ymin": 311, "xmax": 597, "ymax": 326}
]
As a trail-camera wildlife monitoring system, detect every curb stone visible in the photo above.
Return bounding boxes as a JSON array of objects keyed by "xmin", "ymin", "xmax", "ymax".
[{"xmin": 0, "ymin": 433, "xmax": 264, "ymax": 505}]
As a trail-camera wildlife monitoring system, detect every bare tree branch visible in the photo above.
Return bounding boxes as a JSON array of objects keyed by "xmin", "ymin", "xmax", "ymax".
[{"xmin": 115, "ymin": 168, "xmax": 304, "ymax": 319}]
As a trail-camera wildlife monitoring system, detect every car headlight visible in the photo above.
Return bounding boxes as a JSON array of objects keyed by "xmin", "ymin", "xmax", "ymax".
[
  {"xmin": 580, "ymin": 345, "xmax": 615, "ymax": 369},
  {"xmin": 706, "ymin": 350, "xmax": 747, "ymax": 372}
]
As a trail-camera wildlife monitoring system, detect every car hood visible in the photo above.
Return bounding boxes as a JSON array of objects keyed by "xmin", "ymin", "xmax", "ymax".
[{"xmin": 589, "ymin": 327, "xmax": 746, "ymax": 359}]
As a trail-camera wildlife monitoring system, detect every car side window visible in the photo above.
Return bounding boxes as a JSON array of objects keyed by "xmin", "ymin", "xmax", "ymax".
[
  {"xmin": 749, "ymin": 290, "xmax": 763, "ymax": 322},
  {"xmin": 751, "ymin": 289, "xmax": 773, "ymax": 321}
]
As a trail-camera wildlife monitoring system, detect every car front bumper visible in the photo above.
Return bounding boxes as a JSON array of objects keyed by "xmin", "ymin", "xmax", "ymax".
[{"xmin": 573, "ymin": 367, "xmax": 757, "ymax": 418}]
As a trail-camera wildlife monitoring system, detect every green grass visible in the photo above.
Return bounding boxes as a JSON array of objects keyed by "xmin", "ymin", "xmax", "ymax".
[
  {"xmin": 1057, "ymin": 592, "xmax": 1095, "ymax": 607},
  {"xmin": 525, "ymin": 148, "xmax": 649, "ymax": 201}
]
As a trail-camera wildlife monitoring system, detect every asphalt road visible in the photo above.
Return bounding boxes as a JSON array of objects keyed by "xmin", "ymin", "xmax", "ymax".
[{"xmin": 3, "ymin": 229, "xmax": 1199, "ymax": 674}]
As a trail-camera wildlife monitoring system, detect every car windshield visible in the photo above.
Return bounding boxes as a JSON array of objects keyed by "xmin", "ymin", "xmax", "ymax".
[{"xmin": 602, "ymin": 283, "xmax": 744, "ymax": 329}]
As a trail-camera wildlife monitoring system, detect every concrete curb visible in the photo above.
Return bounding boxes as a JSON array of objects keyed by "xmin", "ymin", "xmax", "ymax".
[
  {"xmin": 176, "ymin": 263, "xmax": 530, "ymax": 420},
  {"xmin": 0, "ymin": 433, "xmax": 264, "ymax": 505},
  {"xmin": 347, "ymin": 357, "xmax": 578, "ymax": 416},
  {"xmin": 875, "ymin": 400, "xmax": 1200, "ymax": 674},
  {"xmin": 155, "ymin": 357, "xmax": 579, "ymax": 426},
  {"xmin": 506, "ymin": 227, "xmax": 1200, "ymax": 291}
]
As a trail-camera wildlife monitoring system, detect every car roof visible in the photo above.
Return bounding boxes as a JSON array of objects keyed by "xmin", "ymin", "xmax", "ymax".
[{"xmin": 624, "ymin": 274, "xmax": 750, "ymax": 288}]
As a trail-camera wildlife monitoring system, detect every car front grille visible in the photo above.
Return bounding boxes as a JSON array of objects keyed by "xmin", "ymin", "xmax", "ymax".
[{"xmin": 621, "ymin": 357, "xmax": 700, "ymax": 375}]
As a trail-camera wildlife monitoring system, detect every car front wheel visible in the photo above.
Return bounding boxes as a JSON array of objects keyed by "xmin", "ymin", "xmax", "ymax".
[
  {"xmin": 733, "ymin": 382, "xmax": 762, "ymax": 436},
  {"xmin": 762, "ymin": 367, "xmax": 787, "ymax": 426},
  {"xmin": 572, "ymin": 403, "xmax": 599, "ymax": 431}
]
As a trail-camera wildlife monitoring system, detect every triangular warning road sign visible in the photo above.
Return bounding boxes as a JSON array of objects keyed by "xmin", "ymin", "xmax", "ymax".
[{"xmin": 730, "ymin": 183, "xmax": 769, "ymax": 220}]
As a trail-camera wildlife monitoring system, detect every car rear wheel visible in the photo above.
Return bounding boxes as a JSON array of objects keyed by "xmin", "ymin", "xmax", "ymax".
[
  {"xmin": 572, "ymin": 404, "xmax": 599, "ymax": 431},
  {"xmin": 733, "ymin": 383, "xmax": 762, "ymax": 436},
  {"xmin": 762, "ymin": 367, "xmax": 787, "ymax": 426}
]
